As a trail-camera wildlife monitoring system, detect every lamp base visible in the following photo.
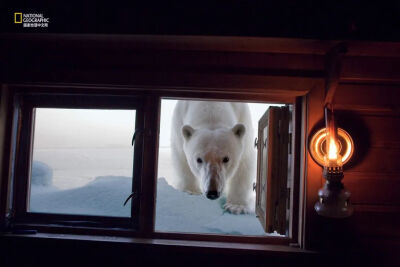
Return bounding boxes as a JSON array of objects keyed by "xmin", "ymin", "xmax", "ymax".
[{"xmin": 314, "ymin": 181, "xmax": 354, "ymax": 218}]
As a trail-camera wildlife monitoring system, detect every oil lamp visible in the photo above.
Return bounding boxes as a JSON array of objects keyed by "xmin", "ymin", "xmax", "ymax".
[{"xmin": 311, "ymin": 107, "xmax": 354, "ymax": 218}]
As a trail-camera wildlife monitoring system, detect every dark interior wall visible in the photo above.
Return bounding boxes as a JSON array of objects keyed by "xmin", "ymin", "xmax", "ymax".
[
  {"xmin": 335, "ymin": 83, "xmax": 400, "ymax": 215},
  {"xmin": 336, "ymin": 83, "xmax": 400, "ymax": 252},
  {"xmin": 3, "ymin": 1, "xmax": 400, "ymax": 41},
  {"xmin": 304, "ymin": 70, "xmax": 400, "ymax": 263}
]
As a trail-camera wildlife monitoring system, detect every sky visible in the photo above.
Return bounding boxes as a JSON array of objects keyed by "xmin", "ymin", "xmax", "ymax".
[
  {"xmin": 33, "ymin": 108, "xmax": 136, "ymax": 149},
  {"xmin": 33, "ymin": 100, "xmax": 283, "ymax": 149}
]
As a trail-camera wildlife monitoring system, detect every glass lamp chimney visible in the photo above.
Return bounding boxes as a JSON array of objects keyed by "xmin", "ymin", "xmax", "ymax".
[{"xmin": 314, "ymin": 107, "xmax": 353, "ymax": 218}]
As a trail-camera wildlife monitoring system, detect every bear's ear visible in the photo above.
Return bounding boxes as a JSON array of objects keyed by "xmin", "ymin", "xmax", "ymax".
[
  {"xmin": 182, "ymin": 125, "xmax": 195, "ymax": 141},
  {"xmin": 232, "ymin": 123, "xmax": 246, "ymax": 139}
]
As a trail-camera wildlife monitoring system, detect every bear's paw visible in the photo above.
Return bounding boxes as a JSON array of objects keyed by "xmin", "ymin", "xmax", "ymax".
[{"xmin": 223, "ymin": 203, "xmax": 251, "ymax": 215}]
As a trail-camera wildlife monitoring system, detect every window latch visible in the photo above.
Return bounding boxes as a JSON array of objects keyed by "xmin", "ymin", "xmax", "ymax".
[
  {"xmin": 131, "ymin": 129, "xmax": 144, "ymax": 146},
  {"xmin": 123, "ymin": 192, "xmax": 138, "ymax": 206}
]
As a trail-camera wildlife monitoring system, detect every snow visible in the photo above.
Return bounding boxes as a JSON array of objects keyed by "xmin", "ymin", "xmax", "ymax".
[
  {"xmin": 32, "ymin": 148, "xmax": 133, "ymax": 189},
  {"xmin": 30, "ymin": 175, "xmax": 132, "ymax": 217},
  {"xmin": 31, "ymin": 161, "xmax": 53, "ymax": 186},
  {"xmin": 30, "ymin": 159, "xmax": 277, "ymax": 236},
  {"xmin": 155, "ymin": 177, "xmax": 269, "ymax": 235}
]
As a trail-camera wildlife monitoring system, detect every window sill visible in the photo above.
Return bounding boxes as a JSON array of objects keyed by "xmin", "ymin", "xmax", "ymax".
[{"xmin": 0, "ymin": 232, "xmax": 315, "ymax": 256}]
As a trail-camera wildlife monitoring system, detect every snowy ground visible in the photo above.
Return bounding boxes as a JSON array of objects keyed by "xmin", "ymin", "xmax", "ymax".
[{"xmin": 30, "ymin": 147, "xmax": 278, "ymax": 236}]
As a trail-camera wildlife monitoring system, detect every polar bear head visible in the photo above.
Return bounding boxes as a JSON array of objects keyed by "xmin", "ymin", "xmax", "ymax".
[{"xmin": 181, "ymin": 124, "xmax": 246, "ymax": 200}]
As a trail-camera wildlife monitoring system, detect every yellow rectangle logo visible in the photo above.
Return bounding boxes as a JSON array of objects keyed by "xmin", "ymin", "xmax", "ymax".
[{"xmin": 14, "ymin": 13, "xmax": 22, "ymax": 23}]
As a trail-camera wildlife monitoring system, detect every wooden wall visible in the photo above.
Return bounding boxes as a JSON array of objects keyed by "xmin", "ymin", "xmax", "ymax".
[
  {"xmin": 339, "ymin": 83, "xmax": 400, "ymax": 245},
  {"xmin": 305, "ymin": 60, "xmax": 400, "ymax": 264}
]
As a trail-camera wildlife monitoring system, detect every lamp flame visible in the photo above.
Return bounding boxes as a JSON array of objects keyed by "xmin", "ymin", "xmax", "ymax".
[
  {"xmin": 328, "ymin": 137, "xmax": 338, "ymax": 160},
  {"xmin": 325, "ymin": 128, "xmax": 342, "ymax": 168}
]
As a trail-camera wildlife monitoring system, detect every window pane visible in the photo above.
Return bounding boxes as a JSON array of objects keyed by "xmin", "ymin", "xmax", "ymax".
[{"xmin": 29, "ymin": 108, "xmax": 136, "ymax": 217}]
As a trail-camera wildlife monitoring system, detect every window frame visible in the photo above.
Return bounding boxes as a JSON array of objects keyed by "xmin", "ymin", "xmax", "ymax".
[
  {"xmin": 4, "ymin": 85, "xmax": 304, "ymax": 247},
  {"xmin": 151, "ymin": 95, "xmax": 302, "ymax": 246},
  {"xmin": 10, "ymin": 92, "xmax": 145, "ymax": 232}
]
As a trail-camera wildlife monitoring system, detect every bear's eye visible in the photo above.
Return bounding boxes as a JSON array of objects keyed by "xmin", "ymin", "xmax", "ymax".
[
  {"xmin": 222, "ymin": 157, "xmax": 229, "ymax": 163},
  {"xmin": 196, "ymin": 158, "xmax": 203, "ymax": 164}
]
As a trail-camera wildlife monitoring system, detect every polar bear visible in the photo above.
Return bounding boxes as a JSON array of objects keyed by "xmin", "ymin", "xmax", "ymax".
[{"xmin": 170, "ymin": 100, "xmax": 256, "ymax": 214}]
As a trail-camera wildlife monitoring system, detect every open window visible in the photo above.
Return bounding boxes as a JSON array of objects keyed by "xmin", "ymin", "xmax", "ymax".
[
  {"xmin": 255, "ymin": 106, "xmax": 292, "ymax": 235},
  {"xmin": 155, "ymin": 99, "xmax": 296, "ymax": 237}
]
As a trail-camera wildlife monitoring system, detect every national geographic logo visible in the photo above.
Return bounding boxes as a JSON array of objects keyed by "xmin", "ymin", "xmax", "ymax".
[
  {"xmin": 14, "ymin": 12, "xmax": 50, "ymax": 28},
  {"xmin": 14, "ymin": 13, "xmax": 22, "ymax": 23}
]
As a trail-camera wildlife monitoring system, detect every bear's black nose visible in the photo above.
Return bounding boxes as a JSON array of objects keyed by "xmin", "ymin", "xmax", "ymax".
[{"xmin": 206, "ymin": 191, "xmax": 220, "ymax": 200}]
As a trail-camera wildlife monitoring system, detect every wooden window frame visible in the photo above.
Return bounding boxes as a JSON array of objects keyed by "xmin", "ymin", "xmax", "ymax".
[
  {"xmin": 3, "ymin": 84, "xmax": 305, "ymax": 247},
  {"xmin": 9, "ymin": 92, "xmax": 145, "ymax": 234},
  {"xmin": 255, "ymin": 106, "xmax": 291, "ymax": 235}
]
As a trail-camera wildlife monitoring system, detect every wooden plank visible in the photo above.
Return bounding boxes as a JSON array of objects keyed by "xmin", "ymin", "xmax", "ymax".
[
  {"xmin": 351, "ymin": 205, "xmax": 400, "ymax": 238},
  {"xmin": 361, "ymin": 116, "xmax": 400, "ymax": 149},
  {"xmin": 334, "ymin": 104, "xmax": 400, "ymax": 115},
  {"xmin": 0, "ymin": 232, "xmax": 315, "ymax": 257},
  {"xmin": 3, "ymin": 70, "xmax": 316, "ymax": 96},
  {"xmin": 255, "ymin": 108, "xmax": 270, "ymax": 232},
  {"xmin": 3, "ymin": 34, "xmax": 400, "ymax": 84},
  {"xmin": 255, "ymin": 106, "xmax": 290, "ymax": 235},
  {"xmin": 8, "ymin": 84, "xmax": 298, "ymax": 105},
  {"xmin": 131, "ymin": 102, "xmax": 145, "ymax": 229},
  {"xmin": 335, "ymin": 84, "xmax": 400, "ymax": 114},
  {"xmin": 0, "ymin": 87, "xmax": 14, "ymax": 228},
  {"xmin": 3, "ymin": 47, "xmax": 325, "ymax": 72},
  {"xmin": 354, "ymin": 204, "xmax": 400, "ymax": 213},
  {"xmin": 275, "ymin": 107, "xmax": 290, "ymax": 235},
  {"xmin": 346, "ymin": 148, "xmax": 400, "ymax": 173},
  {"xmin": 344, "ymin": 173, "xmax": 400, "ymax": 205},
  {"xmin": 138, "ymin": 95, "xmax": 161, "ymax": 236},
  {"xmin": 303, "ymin": 83, "xmax": 325, "ymax": 250},
  {"xmin": 2, "ymin": 33, "xmax": 400, "ymax": 57},
  {"xmin": 265, "ymin": 107, "xmax": 277, "ymax": 234},
  {"xmin": 342, "ymin": 56, "xmax": 400, "ymax": 83},
  {"xmin": 297, "ymin": 96, "xmax": 308, "ymax": 248}
]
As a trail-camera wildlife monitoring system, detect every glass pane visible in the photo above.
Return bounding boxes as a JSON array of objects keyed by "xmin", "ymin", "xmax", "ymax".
[
  {"xmin": 29, "ymin": 108, "xmax": 136, "ymax": 217},
  {"xmin": 155, "ymin": 99, "xmax": 284, "ymax": 236}
]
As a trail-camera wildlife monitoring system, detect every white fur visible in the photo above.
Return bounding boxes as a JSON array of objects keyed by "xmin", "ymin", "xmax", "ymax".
[{"xmin": 169, "ymin": 100, "xmax": 256, "ymax": 214}]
